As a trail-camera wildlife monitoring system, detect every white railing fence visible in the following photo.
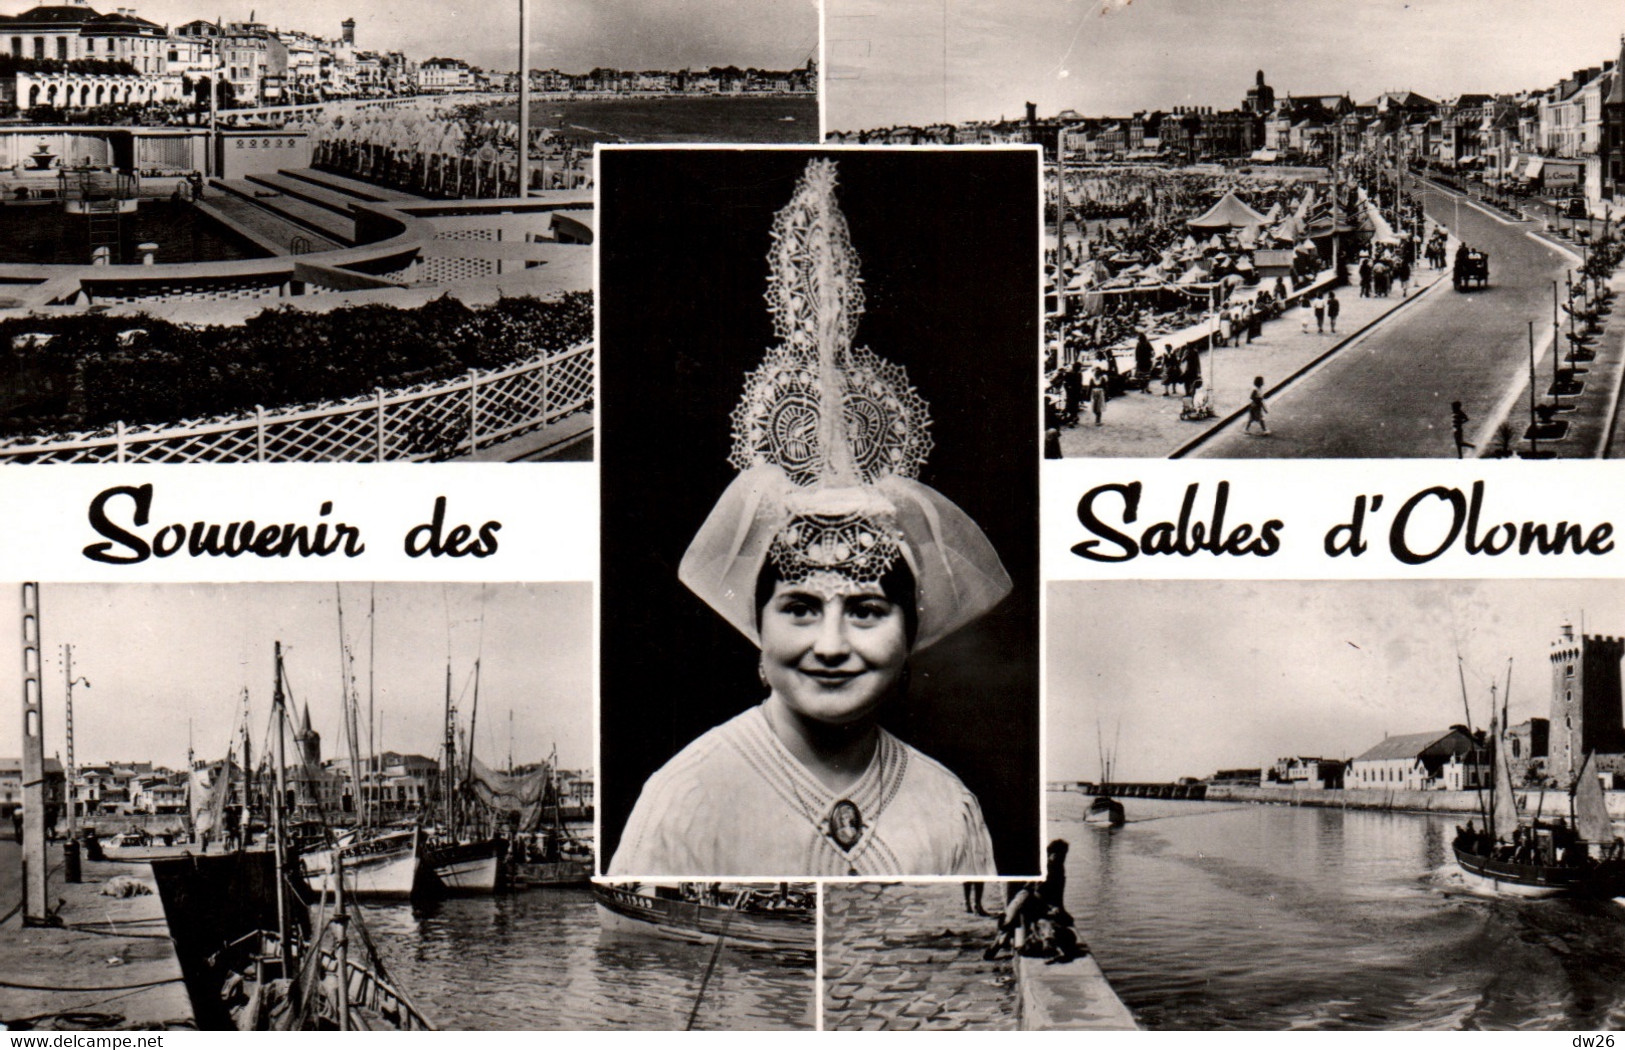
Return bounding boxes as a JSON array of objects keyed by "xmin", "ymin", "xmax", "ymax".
[{"xmin": 0, "ymin": 341, "xmax": 593, "ymax": 464}]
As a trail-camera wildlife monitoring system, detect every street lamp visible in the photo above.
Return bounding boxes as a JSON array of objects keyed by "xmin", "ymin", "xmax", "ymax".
[
  {"xmin": 516, "ymin": 0, "xmax": 530, "ymax": 198},
  {"xmin": 63, "ymin": 644, "xmax": 89, "ymax": 839}
]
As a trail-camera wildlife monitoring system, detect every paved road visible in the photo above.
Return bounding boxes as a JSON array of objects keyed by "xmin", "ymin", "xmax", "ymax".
[{"xmin": 1192, "ymin": 180, "xmax": 1576, "ymax": 458}]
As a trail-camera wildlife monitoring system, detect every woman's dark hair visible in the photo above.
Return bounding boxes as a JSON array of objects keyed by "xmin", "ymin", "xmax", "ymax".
[{"xmin": 754, "ymin": 556, "xmax": 920, "ymax": 648}]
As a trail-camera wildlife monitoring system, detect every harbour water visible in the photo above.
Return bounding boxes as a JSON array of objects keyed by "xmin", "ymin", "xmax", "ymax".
[
  {"xmin": 358, "ymin": 887, "xmax": 814, "ymax": 1030},
  {"xmin": 1051, "ymin": 792, "xmax": 1625, "ymax": 1030}
]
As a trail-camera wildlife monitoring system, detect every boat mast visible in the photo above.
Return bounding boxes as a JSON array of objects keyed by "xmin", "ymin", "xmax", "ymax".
[
  {"xmin": 465, "ymin": 658, "xmax": 481, "ymax": 820},
  {"xmin": 442, "ymin": 661, "xmax": 455, "ymax": 838},
  {"xmin": 271, "ymin": 641, "xmax": 293, "ymax": 976},
  {"xmin": 336, "ymin": 585, "xmax": 364, "ymax": 827},
  {"xmin": 186, "ymin": 719, "xmax": 194, "ymax": 841},
  {"xmin": 239, "ymin": 687, "xmax": 252, "ymax": 849},
  {"xmin": 1456, "ymin": 656, "xmax": 1489, "ymax": 825},
  {"xmin": 367, "ymin": 584, "xmax": 376, "ymax": 828}
]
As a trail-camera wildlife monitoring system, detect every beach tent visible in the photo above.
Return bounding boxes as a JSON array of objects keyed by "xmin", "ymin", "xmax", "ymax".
[{"xmin": 1188, "ymin": 190, "xmax": 1268, "ymax": 232}]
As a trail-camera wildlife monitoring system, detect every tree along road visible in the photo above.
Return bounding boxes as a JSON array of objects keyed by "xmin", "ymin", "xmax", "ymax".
[{"xmin": 1190, "ymin": 180, "xmax": 1576, "ymax": 458}]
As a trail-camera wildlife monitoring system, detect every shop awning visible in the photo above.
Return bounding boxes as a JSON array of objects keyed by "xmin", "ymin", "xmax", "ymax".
[{"xmin": 1525, "ymin": 156, "xmax": 1544, "ymax": 179}]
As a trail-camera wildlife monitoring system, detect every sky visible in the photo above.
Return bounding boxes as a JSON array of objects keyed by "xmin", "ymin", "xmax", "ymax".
[
  {"xmin": 0, "ymin": 583, "xmax": 592, "ymax": 773},
  {"xmin": 826, "ymin": 0, "xmax": 1625, "ymax": 131},
  {"xmin": 1047, "ymin": 580, "xmax": 1625, "ymax": 784},
  {"xmin": 0, "ymin": 0, "xmax": 818, "ymax": 75}
]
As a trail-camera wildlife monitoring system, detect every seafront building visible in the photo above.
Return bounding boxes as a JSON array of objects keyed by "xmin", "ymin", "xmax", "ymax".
[{"xmin": 831, "ymin": 35, "xmax": 1625, "ymax": 212}]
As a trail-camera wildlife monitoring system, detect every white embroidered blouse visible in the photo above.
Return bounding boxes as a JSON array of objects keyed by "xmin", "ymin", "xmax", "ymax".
[{"xmin": 608, "ymin": 705, "xmax": 997, "ymax": 877}]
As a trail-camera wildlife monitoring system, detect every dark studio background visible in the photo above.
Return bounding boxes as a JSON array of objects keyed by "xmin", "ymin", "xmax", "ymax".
[{"xmin": 598, "ymin": 147, "xmax": 1040, "ymax": 875}]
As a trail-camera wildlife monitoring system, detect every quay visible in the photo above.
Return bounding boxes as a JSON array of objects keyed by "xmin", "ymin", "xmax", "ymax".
[
  {"xmin": 1051, "ymin": 780, "xmax": 1208, "ymax": 800},
  {"xmin": 822, "ymin": 882, "xmax": 1138, "ymax": 1031},
  {"xmin": 1017, "ymin": 953, "xmax": 1139, "ymax": 1031},
  {"xmin": 0, "ymin": 842, "xmax": 194, "ymax": 1030},
  {"xmin": 1053, "ymin": 781, "xmax": 1625, "ymax": 819}
]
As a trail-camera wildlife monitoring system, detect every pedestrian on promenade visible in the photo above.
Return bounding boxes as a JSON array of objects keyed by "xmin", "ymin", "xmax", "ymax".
[
  {"xmin": 963, "ymin": 881, "xmax": 989, "ymax": 916},
  {"xmin": 1183, "ymin": 344, "xmax": 1202, "ymax": 397},
  {"xmin": 1312, "ymin": 292, "xmax": 1326, "ymax": 334},
  {"xmin": 1134, "ymin": 332, "xmax": 1154, "ymax": 390},
  {"xmin": 1088, "ymin": 363, "xmax": 1106, "ymax": 426},
  {"xmin": 1246, "ymin": 303, "xmax": 1261, "ymax": 344},
  {"xmin": 1044, "ymin": 428, "xmax": 1062, "ymax": 459},
  {"xmin": 1245, "ymin": 376, "xmax": 1270, "ymax": 436},
  {"xmin": 1160, "ymin": 344, "xmax": 1179, "ymax": 396},
  {"xmin": 1396, "ymin": 257, "xmax": 1412, "ymax": 296},
  {"xmin": 1373, "ymin": 261, "xmax": 1391, "ymax": 297},
  {"xmin": 1062, "ymin": 361, "xmax": 1083, "ymax": 427},
  {"xmin": 1359, "ymin": 257, "xmax": 1372, "ymax": 297},
  {"xmin": 1451, "ymin": 401, "xmax": 1475, "ymax": 459},
  {"xmin": 1326, "ymin": 291, "xmax": 1341, "ymax": 334}
]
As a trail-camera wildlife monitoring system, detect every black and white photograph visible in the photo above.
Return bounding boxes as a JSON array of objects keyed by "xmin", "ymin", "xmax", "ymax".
[
  {"xmin": 598, "ymin": 147, "xmax": 1041, "ymax": 879},
  {"xmin": 0, "ymin": 582, "xmax": 811, "ymax": 1030},
  {"xmin": 827, "ymin": 0, "xmax": 1625, "ymax": 459},
  {"xmin": 0, "ymin": 0, "xmax": 815, "ymax": 464},
  {"xmin": 1046, "ymin": 578, "xmax": 1625, "ymax": 1030}
]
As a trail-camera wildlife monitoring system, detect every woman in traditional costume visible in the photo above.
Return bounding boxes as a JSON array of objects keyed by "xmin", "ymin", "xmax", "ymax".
[{"xmin": 608, "ymin": 159, "xmax": 1012, "ymax": 878}]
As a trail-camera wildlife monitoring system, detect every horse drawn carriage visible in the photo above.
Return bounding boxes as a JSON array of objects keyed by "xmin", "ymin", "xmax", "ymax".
[{"xmin": 1454, "ymin": 247, "xmax": 1489, "ymax": 291}]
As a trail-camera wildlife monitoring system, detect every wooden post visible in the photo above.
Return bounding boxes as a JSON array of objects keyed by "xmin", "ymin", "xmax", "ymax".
[
  {"xmin": 20, "ymin": 582, "xmax": 48, "ymax": 925},
  {"xmin": 468, "ymin": 369, "xmax": 480, "ymax": 453},
  {"xmin": 255, "ymin": 405, "xmax": 267, "ymax": 462},
  {"xmin": 114, "ymin": 419, "xmax": 127, "ymax": 463}
]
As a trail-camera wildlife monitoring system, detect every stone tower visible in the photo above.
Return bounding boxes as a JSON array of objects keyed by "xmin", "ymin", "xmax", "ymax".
[
  {"xmin": 1548, "ymin": 622, "xmax": 1625, "ymax": 785},
  {"xmin": 341, "ymin": 17, "xmax": 355, "ymax": 45},
  {"xmin": 295, "ymin": 702, "xmax": 321, "ymax": 768},
  {"xmin": 1245, "ymin": 69, "xmax": 1275, "ymax": 115}
]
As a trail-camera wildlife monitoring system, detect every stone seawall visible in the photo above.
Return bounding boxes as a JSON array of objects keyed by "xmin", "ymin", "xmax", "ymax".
[{"xmin": 1207, "ymin": 783, "xmax": 1625, "ymax": 819}]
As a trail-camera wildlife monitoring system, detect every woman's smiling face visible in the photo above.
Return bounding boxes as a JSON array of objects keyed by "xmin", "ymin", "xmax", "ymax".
[{"xmin": 759, "ymin": 575, "xmax": 909, "ymax": 726}]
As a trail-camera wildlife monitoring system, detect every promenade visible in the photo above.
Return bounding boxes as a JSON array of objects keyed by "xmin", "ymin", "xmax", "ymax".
[{"xmin": 1058, "ymin": 255, "xmax": 1452, "ymax": 457}]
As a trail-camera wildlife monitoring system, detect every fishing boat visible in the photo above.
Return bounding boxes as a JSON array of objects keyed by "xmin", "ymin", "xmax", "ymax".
[
  {"xmin": 151, "ymin": 641, "xmax": 436, "ymax": 1031},
  {"xmin": 301, "ymin": 826, "xmax": 435, "ymax": 901},
  {"xmin": 507, "ymin": 822, "xmax": 592, "ymax": 888},
  {"xmin": 421, "ymin": 834, "xmax": 505, "ymax": 894},
  {"xmin": 1450, "ymin": 659, "xmax": 1625, "ymax": 898},
  {"xmin": 1453, "ymin": 751, "xmax": 1625, "ymax": 899},
  {"xmin": 1084, "ymin": 795, "xmax": 1127, "ymax": 827},
  {"xmin": 423, "ymin": 660, "xmax": 505, "ymax": 895},
  {"xmin": 593, "ymin": 882, "xmax": 815, "ymax": 953},
  {"xmin": 1086, "ymin": 716, "xmax": 1128, "ymax": 827}
]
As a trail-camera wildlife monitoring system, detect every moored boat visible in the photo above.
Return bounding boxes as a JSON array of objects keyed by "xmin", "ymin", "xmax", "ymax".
[
  {"xmin": 423, "ymin": 835, "xmax": 506, "ymax": 894},
  {"xmin": 301, "ymin": 826, "xmax": 434, "ymax": 901},
  {"xmin": 594, "ymin": 882, "xmax": 815, "ymax": 953}
]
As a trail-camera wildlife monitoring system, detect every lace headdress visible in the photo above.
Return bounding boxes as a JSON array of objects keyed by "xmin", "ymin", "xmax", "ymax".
[{"xmin": 678, "ymin": 158, "xmax": 1011, "ymax": 651}]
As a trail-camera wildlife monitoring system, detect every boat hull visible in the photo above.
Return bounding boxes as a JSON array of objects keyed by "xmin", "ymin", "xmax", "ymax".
[
  {"xmin": 425, "ymin": 838, "xmax": 505, "ymax": 895},
  {"xmin": 593, "ymin": 884, "xmax": 814, "ymax": 953},
  {"xmin": 1085, "ymin": 797, "xmax": 1126, "ymax": 827},
  {"xmin": 510, "ymin": 859, "xmax": 592, "ymax": 888},
  {"xmin": 302, "ymin": 838, "xmax": 424, "ymax": 901},
  {"xmin": 1452, "ymin": 846, "xmax": 1625, "ymax": 899}
]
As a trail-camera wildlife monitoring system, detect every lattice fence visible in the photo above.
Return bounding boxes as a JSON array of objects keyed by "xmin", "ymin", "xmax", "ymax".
[{"xmin": 0, "ymin": 342, "xmax": 594, "ymax": 464}]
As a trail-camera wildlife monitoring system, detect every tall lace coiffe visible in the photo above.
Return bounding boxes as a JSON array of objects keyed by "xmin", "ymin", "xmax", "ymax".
[{"xmin": 679, "ymin": 158, "xmax": 1011, "ymax": 651}]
